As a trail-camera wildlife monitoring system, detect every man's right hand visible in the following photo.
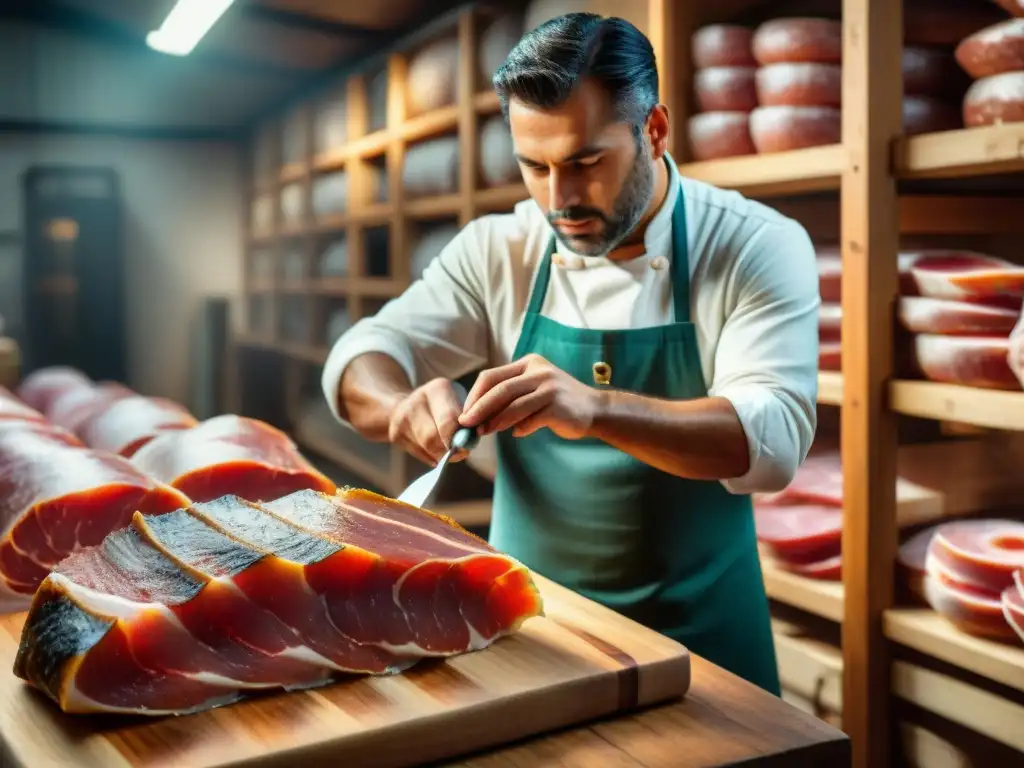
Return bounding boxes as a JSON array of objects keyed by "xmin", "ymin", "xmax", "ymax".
[{"xmin": 388, "ymin": 377, "xmax": 466, "ymax": 466}]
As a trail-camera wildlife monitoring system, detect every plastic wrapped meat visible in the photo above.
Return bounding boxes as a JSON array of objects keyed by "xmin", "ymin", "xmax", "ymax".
[
  {"xmin": 898, "ymin": 296, "xmax": 1019, "ymax": 336},
  {"xmin": 131, "ymin": 414, "xmax": 336, "ymax": 503},
  {"xmin": 912, "ymin": 334, "xmax": 1020, "ymax": 390},
  {"xmin": 927, "ymin": 518, "xmax": 1024, "ymax": 594},
  {"xmin": 77, "ymin": 395, "xmax": 198, "ymax": 458},
  {"xmin": 902, "ymin": 251, "xmax": 1024, "ymax": 303},
  {"xmin": 13, "ymin": 489, "xmax": 544, "ymax": 715}
]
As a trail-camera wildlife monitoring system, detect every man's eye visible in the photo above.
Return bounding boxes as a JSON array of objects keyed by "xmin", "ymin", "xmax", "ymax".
[{"xmin": 575, "ymin": 157, "xmax": 601, "ymax": 168}]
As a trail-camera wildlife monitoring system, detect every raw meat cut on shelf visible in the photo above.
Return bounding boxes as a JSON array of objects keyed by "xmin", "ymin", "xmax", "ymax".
[
  {"xmin": 749, "ymin": 106, "xmax": 841, "ymax": 153},
  {"xmin": 962, "ymin": 71, "xmax": 1024, "ymax": 127},
  {"xmin": 0, "ymin": 422, "xmax": 190, "ymax": 609},
  {"xmin": 13, "ymin": 489, "xmax": 544, "ymax": 715},
  {"xmin": 0, "ymin": 388, "xmax": 44, "ymax": 423},
  {"xmin": 694, "ymin": 67, "xmax": 758, "ymax": 112},
  {"xmin": 751, "ymin": 18, "xmax": 843, "ymax": 65},
  {"xmin": 819, "ymin": 303, "xmax": 841, "ymax": 340},
  {"xmin": 692, "ymin": 24, "xmax": 756, "ymax": 68},
  {"xmin": 927, "ymin": 518, "xmax": 1024, "ymax": 594},
  {"xmin": 897, "ymin": 296, "xmax": 1019, "ymax": 335},
  {"xmin": 760, "ymin": 451, "xmax": 844, "ymax": 507},
  {"xmin": 922, "ymin": 551, "xmax": 1020, "ymax": 640},
  {"xmin": 16, "ymin": 366, "xmax": 92, "ymax": 414},
  {"xmin": 46, "ymin": 382, "xmax": 133, "ymax": 434},
  {"xmin": 902, "ymin": 251, "xmax": 1024, "ymax": 302},
  {"xmin": 755, "ymin": 63, "xmax": 842, "ymax": 107},
  {"xmin": 775, "ymin": 551, "xmax": 841, "ymax": 580},
  {"xmin": 77, "ymin": 395, "xmax": 198, "ymax": 457},
  {"xmin": 754, "ymin": 502, "xmax": 842, "ymax": 561},
  {"xmin": 912, "ymin": 334, "xmax": 1019, "ymax": 390},
  {"xmin": 1000, "ymin": 583, "xmax": 1024, "ymax": 643},
  {"xmin": 954, "ymin": 19, "xmax": 1024, "ymax": 79},
  {"xmin": 687, "ymin": 112, "xmax": 756, "ymax": 160},
  {"xmin": 819, "ymin": 340, "xmax": 841, "ymax": 371},
  {"xmin": 131, "ymin": 414, "xmax": 336, "ymax": 502}
]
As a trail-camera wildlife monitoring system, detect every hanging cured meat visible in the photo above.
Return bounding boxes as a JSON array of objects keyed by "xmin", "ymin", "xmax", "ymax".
[
  {"xmin": 923, "ymin": 553, "xmax": 1019, "ymax": 640},
  {"xmin": 897, "ymin": 296, "xmax": 1019, "ymax": 335},
  {"xmin": 0, "ymin": 422, "xmax": 190, "ymax": 608},
  {"xmin": 16, "ymin": 366, "xmax": 92, "ymax": 414},
  {"xmin": 912, "ymin": 334, "xmax": 1019, "ymax": 390},
  {"xmin": 902, "ymin": 251, "xmax": 1024, "ymax": 302},
  {"xmin": 13, "ymin": 489, "xmax": 544, "ymax": 715},
  {"xmin": 754, "ymin": 503, "xmax": 842, "ymax": 562},
  {"xmin": 77, "ymin": 395, "xmax": 198, "ymax": 458},
  {"xmin": 1001, "ymin": 582, "xmax": 1024, "ymax": 643},
  {"xmin": 927, "ymin": 518, "xmax": 1024, "ymax": 594},
  {"xmin": 0, "ymin": 387, "xmax": 44, "ymax": 423},
  {"xmin": 131, "ymin": 414, "xmax": 336, "ymax": 503}
]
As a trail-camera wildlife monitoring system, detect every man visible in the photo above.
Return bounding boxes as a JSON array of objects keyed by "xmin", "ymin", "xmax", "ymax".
[{"xmin": 322, "ymin": 13, "xmax": 819, "ymax": 696}]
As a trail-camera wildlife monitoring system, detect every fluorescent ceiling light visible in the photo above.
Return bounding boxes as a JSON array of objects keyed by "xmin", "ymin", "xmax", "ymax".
[{"xmin": 146, "ymin": 0, "xmax": 236, "ymax": 56}]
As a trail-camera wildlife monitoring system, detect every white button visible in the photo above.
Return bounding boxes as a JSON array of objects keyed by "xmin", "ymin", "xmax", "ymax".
[
  {"xmin": 552, "ymin": 253, "xmax": 566, "ymax": 267},
  {"xmin": 566, "ymin": 255, "xmax": 585, "ymax": 270},
  {"xmin": 651, "ymin": 256, "xmax": 669, "ymax": 270}
]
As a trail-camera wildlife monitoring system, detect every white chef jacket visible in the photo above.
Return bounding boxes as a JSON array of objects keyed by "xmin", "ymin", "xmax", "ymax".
[{"xmin": 322, "ymin": 152, "xmax": 820, "ymax": 495}]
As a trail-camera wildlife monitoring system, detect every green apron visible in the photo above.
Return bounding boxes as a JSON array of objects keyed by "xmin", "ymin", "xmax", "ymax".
[{"xmin": 489, "ymin": 188, "xmax": 781, "ymax": 695}]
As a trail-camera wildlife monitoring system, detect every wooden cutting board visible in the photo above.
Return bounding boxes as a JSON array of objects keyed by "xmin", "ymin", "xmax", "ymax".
[{"xmin": 0, "ymin": 574, "xmax": 690, "ymax": 768}]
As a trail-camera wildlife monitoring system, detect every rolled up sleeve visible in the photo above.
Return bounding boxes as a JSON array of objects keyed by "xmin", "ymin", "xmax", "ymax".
[
  {"xmin": 709, "ymin": 219, "xmax": 820, "ymax": 495},
  {"xmin": 321, "ymin": 221, "xmax": 491, "ymax": 424}
]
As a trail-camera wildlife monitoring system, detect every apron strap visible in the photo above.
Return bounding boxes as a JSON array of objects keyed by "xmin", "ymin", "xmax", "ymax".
[{"xmin": 525, "ymin": 239, "xmax": 556, "ymax": 318}]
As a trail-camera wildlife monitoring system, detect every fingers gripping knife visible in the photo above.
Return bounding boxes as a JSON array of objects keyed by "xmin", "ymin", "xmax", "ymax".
[{"xmin": 397, "ymin": 427, "xmax": 480, "ymax": 509}]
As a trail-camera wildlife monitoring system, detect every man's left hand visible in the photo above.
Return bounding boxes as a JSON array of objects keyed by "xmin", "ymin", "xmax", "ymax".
[{"xmin": 458, "ymin": 353, "xmax": 600, "ymax": 439}]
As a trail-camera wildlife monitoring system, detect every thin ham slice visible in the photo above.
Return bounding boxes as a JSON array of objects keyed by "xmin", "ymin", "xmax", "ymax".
[
  {"xmin": 897, "ymin": 296, "xmax": 1019, "ymax": 336},
  {"xmin": 776, "ymin": 551, "xmax": 842, "ymax": 580},
  {"xmin": 927, "ymin": 518, "xmax": 1024, "ymax": 594},
  {"xmin": 902, "ymin": 251, "xmax": 1024, "ymax": 303},
  {"xmin": 130, "ymin": 414, "xmax": 336, "ymax": 503},
  {"xmin": 77, "ymin": 395, "xmax": 198, "ymax": 458},
  {"xmin": 1001, "ymin": 583, "xmax": 1024, "ymax": 643},
  {"xmin": 16, "ymin": 366, "xmax": 92, "ymax": 414},
  {"xmin": 754, "ymin": 502, "xmax": 842, "ymax": 561},
  {"xmin": 0, "ymin": 387, "xmax": 45, "ymax": 423},
  {"xmin": 13, "ymin": 489, "xmax": 544, "ymax": 715},
  {"xmin": 0, "ymin": 422, "xmax": 190, "ymax": 608},
  {"xmin": 923, "ymin": 550, "xmax": 1018, "ymax": 640},
  {"xmin": 47, "ymin": 382, "xmax": 134, "ymax": 434},
  {"xmin": 912, "ymin": 334, "xmax": 1019, "ymax": 390}
]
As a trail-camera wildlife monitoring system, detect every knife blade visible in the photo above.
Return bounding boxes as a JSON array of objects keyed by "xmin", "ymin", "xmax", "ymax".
[{"xmin": 396, "ymin": 426, "xmax": 480, "ymax": 509}]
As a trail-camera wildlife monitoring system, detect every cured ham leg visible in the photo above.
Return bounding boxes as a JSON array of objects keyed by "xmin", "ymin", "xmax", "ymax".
[
  {"xmin": 14, "ymin": 490, "xmax": 544, "ymax": 716},
  {"xmin": 78, "ymin": 395, "xmax": 198, "ymax": 457},
  {"xmin": 16, "ymin": 366, "xmax": 92, "ymax": 414},
  {"xmin": 912, "ymin": 335, "xmax": 1020, "ymax": 390},
  {"xmin": 131, "ymin": 414, "xmax": 336, "ymax": 502},
  {"xmin": 46, "ymin": 382, "xmax": 133, "ymax": 434},
  {"xmin": 897, "ymin": 296, "xmax": 1019, "ymax": 336},
  {"xmin": 0, "ymin": 423, "xmax": 190, "ymax": 608}
]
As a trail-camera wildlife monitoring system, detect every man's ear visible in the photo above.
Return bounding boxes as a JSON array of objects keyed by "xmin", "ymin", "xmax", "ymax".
[{"xmin": 646, "ymin": 105, "xmax": 670, "ymax": 160}]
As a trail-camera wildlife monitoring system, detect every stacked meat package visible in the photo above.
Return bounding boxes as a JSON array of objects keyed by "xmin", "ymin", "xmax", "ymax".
[
  {"xmin": 816, "ymin": 246, "xmax": 842, "ymax": 373},
  {"xmin": 688, "ymin": 25, "xmax": 759, "ymax": 160},
  {"xmin": 956, "ymin": 11, "xmax": 1024, "ymax": 128}
]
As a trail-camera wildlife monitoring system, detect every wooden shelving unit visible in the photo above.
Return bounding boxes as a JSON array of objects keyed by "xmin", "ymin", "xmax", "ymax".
[{"xmin": 237, "ymin": 1, "xmax": 1024, "ymax": 766}]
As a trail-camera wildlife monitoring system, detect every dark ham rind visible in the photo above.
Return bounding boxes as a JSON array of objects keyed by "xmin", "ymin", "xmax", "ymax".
[
  {"xmin": 15, "ymin": 490, "xmax": 544, "ymax": 715},
  {"xmin": 77, "ymin": 395, "xmax": 198, "ymax": 458},
  {"xmin": 0, "ymin": 387, "xmax": 45, "ymax": 423},
  {"xmin": 16, "ymin": 367, "xmax": 92, "ymax": 414},
  {"xmin": 131, "ymin": 414, "xmax": 336, "ymax": 503},
  {"xmin": 0, "ymin": 424, "xmax": 190, "ymax": 605}
]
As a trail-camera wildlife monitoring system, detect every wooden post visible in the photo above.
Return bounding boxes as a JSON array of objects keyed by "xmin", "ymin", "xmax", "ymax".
[
  {"xmin": 840, "ymin": 0, "xmax": 902, "ymax": 766},
  {"xmin": 647, "ymin": 0, "xmax": 695, "ymax": 162},
  {"xmin": 457, "ymin": 9, "xmax": 479, "ymax": 227}
]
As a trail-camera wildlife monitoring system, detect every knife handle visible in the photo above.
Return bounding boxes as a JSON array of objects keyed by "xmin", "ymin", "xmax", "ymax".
[{"xmin": 451, "ymin": 426, "xmax": 479, "ymax": 453}]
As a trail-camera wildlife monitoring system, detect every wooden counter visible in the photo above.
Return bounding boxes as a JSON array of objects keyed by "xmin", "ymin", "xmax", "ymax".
[{"xmin": 448, "ymin": 654, "xmax": 851, "ymax": 767}]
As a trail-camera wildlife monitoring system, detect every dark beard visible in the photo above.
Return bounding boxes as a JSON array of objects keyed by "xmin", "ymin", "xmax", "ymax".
[{"xmin": 547, "ymin": 134, "xmax": 656, "ymax": 258}]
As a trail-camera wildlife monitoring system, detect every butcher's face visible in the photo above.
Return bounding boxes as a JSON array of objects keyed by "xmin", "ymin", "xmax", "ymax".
[{"xmin": 509, "ymin": 79, "xmax": 656, "ymax": 257}]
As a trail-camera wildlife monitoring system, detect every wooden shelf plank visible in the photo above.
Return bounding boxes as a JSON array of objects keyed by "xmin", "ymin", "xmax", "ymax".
[
  {"xmin": 475, "ymin": 183, "xmax": 527, "ymax": 212},
  {"xmin": 406, "ymin": 193, "xmax": 462, "ymax": 218},
  {"xmin": 890, "ymin": 380, "xmax": 1024, "ymax": 430},
  {"xmin": 884, "ymin": 608, "xmax": 1024, "ymax": 695},
  {"xmin": 401, "ymin": 104, "xmax": 459, "ymax": 143},
  {"xmin": 761, "ymin": 549, "xmax": 845, "ymax": 622},
  {"xmin": 473, "ymin": 90, "xmax": 500, "ymax": 114},
  {"xmin": 895, "ymin": 124, "xmax": 1024, "ymax": 180},
  {"xmin": 818, "ymin": 372, "xmax": 843, "ymax": 405},
  {"xmin": 676, "ymin": 144, "xmax": 844, "ymax": 197}
]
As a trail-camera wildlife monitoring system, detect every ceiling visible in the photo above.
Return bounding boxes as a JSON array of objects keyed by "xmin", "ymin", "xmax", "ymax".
[{"xmin": 0, "ymin": 0, "xmax": 468, "ymax": 138}]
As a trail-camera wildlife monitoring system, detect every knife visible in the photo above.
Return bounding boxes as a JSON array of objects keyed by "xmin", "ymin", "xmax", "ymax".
[{"xmin": 396, "ymin": 426, "xmax": 480, "ymax": 509}]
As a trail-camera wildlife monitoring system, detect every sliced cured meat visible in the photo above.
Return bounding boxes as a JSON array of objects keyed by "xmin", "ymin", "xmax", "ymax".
[
  {"xmin": 0, "ymin": 387, "xmax": 44, "ymax": 423},
  {"xmin": 692, "ymin": 24, "xmax": 756, "ymax": 68},
  {"xmin": 819, "ymin": 303, "xmax": 841, "ymax": 340},
  {"xmin": 1000, "ymin": 583, "xmax": 1024, "ymax": 643},
  {"xmin": 817, "ymin": 248, "xmax": 842, "ymax": 303},
  {"xmin": 963, "ymin": 71, "xmax": 1024, "ymax": 127},
  {"xmin": 897, "ymin": 296, "xmax": 1019, "ymax": 335},
  {"xmin": 755, "ymin": 502, "xmax": 842, "ymax": 562},
  {"xmin": 131, "ymin": 414, "xmax": 336, "ymax": 503},
  {"xmin": 749, "ymin": 106, "xmax": 841, "ymax": 154},
  {"xmin": 14, "ymin": 489, "xmax": 544, "ymax": 715},
  {"xmin": 955, "ymin": 19, "xmax": 1024, "ymax": 80},
  {"xmin": 902, "ymin": 251, "xmax": 1024, "ymax": 302},
  {"xmin": 903, "ymin": 96, "xmax": 962, "ymax": 136},
  {"xmin": 928, "ymin": 518, "xmax": 1024, "ymax": 594},
  {"xmin": 687, "ymin": 112, "xmax": 756, "ymax": 161},
  {"xmin": 694, "ymin": 67, "xmax": 758, "ymax": 112},
  {"xmin": 0, "ymin": 423, "xmax": 190, "ymax": 607},
  {"xmin": 903, "ymin": 46, "xmax": 963, "ymax": 98},
  {"xmin": 78, "ymin": 395, "xmax": 197, "ymax": 458},
  {"xmin": 16, "ymin": 366, "xmax": 92, "ymax": 414},
  {"xmin": 912, "ymin": 334, "xmax": 1019, "ymax": 390},
  {"xmin": 898, "ymin": 526, "xmax": 937, "ymax": 601},
  {"xmin": 819, "ymin": 340, "xmax": 841, "ymax": 371},
  {"xmin": 923, "ymin": 552, "xmax": 1017, "ymax": 639},
  {"xmin": 46, "ymin": 382, "xmax": 133, "ymax": 434},
  {"xmin": 776, "ymin": 552, "xmax": 841, "ymax": 580},
  {"xmin": 751, "ymin": 18, "xmax": 843, "ymax": 66},
  {"xmin": 755, "ymin": 63, "xmax": 842, "ymax": 108}
]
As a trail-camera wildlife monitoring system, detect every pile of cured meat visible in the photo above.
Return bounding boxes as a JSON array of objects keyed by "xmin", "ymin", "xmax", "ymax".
[
  {"xmin": 955, "ymin": 7, "xmax": 1024, "ymax": 128},
  {"xmin": 0, "ymin": 366, "xmax": 337, "ymax": 609},
  {"xmin": 687, "ymin": 15, "xmax": 965, "ymax": 161},
  {"xmin": 898, "ymin": 519, "xmax": 1024, "ymax": 644},
  {"xmin": 816, "ymin": 247, "xmax": 1024, "ymax": 387}
]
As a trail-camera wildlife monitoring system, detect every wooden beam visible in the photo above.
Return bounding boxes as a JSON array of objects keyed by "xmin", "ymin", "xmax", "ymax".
[{"xmin": 839, "ymin": 1, "xmax": 902, "ymax": 767}]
